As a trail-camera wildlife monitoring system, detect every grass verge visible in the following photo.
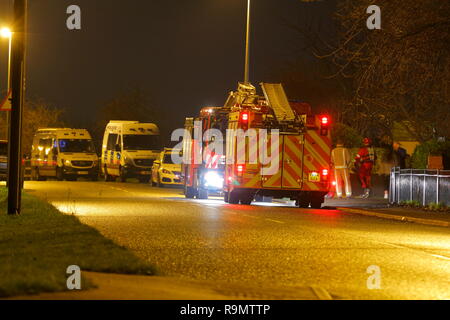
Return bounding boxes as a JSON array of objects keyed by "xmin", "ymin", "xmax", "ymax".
[{"xmin": 0, "ymin": 187, "xmax": 156, "ymax": 297}]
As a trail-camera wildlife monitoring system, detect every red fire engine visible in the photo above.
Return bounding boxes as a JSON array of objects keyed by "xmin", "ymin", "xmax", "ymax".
[{"xmin": 182, "ymin": 82, "xmax": 332, "ymax": 208}]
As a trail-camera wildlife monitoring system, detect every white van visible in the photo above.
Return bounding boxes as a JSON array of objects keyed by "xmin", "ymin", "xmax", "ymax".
[
  {"xmin": 31, "ymin": 128, "xmax": 99, "ymax": 181},
  {"xmin": 101, "ymin": 121, "xmax": 161, "ymax": 183}
]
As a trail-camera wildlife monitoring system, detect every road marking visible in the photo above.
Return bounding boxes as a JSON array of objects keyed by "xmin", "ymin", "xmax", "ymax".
[
  {"xmin": 265, "ymin": 218, "xmax": 285, "ymax": 224},
  {"xmin": 430, "ymin": 254, "xmax": 450, "ymax": 261},
  {"xmin": 360, "ymin": 238, "xmax": 450, "ymax": 263},
  {"xmin": 338, "ymin": 207, "xmax": 450, "ymax": 228},
  {"xmin": 310, "ymin": 286, "xmax": 333, "ymax": 300}
]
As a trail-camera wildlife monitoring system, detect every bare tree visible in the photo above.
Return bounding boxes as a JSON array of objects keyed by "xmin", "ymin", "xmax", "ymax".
[
  {"xmin": 327, "ymin": 0, "xmax": 450, "ymax": 142},
  {"xmin": 1, "ymin": 99, "xmax": 66, "ymax": 155},
  {"xmin": 93, "ymin": 87, "xmax": 159, "ymax": 142}
]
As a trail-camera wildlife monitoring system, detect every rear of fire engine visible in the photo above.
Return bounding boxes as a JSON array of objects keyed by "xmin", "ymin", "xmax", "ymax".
[
  {"xmin": 183, "ymin": 82, "xmax": 332, "ymax": 208},
  {"xmin": 182, "ymin": 106, "xmax": 229, "ymax": 200}
]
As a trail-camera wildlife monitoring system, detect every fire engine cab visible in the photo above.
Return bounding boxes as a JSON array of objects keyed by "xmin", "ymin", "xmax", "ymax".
[{"xmin": 182, "ymin": 82, "xmax": 332, "ymax": 208}]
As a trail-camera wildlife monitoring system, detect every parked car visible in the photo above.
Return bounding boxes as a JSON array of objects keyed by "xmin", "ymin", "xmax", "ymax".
[{"xmin": 151, "ymin": 148, "xmax": 183, "ymax": 187}]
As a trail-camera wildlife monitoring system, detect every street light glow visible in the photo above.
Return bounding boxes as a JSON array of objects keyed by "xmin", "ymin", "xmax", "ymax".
[{"xmin": 0, "ymin": 27, "xmax": 12, "ymax": 38}]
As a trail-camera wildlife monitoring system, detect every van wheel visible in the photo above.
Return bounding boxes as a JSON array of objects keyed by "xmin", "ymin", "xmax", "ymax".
[
  {"xmin": 119, "ymin": 167, "xmax": 127, "ymax": 183},
  {"xmin": 223, "ymin": 192, "xmax": 229, "ymax": 203},
  {"xmin": 139, "ymin": 176, "xmax": 150, "ymax": 184},
  {"xmin": 32, "ymin": 168, "xmax": 46, "ymax": 181},
  {"xmin": 104, "ymin": 167, "xmax": 113, "ymax": 182},
  {"xmin": 56, "ymin": 167, "xmax": 64, "ymax": 181}
]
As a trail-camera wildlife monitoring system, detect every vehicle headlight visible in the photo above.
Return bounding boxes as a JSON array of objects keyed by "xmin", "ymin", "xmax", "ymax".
[
  {"xmin": 124, "ymin": 157, "xmax": 134, "ymax": 166},
  {"xmin": 162, "ymin": 169, "xmax": 171, "ymax": 175},
  {"xmin": 204, "ymin": 171, "xmax": 224, "ymax": 188},
  {"xmin": 65, "ymin": 160, "xmax": 72, "ymax": 166}
]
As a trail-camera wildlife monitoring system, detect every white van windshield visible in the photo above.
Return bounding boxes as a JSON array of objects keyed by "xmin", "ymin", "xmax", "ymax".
[
  {"xmin": 123, "ymin": 135, "xmax": 160, "ymax": 151},
  {"xmin": 59, "ymin": 139, "xmax": 95, "ymax": 153}
]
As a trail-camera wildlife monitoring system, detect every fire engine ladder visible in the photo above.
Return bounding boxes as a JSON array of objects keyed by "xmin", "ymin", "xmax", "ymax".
[{"xmin": 260, "ymin": 83, "xmax": 296, "ymax": 123}]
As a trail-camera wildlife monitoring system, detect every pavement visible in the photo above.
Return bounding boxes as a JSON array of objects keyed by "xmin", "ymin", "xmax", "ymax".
[
  {"xmin": 325, "ymin": 197, "xmax": 450, "ymax": 227},
  {"xmin": 8, "ymin": 272, "xmax": 331, "ymax": 300},
  {"xmin": 8, "ymin": 181, "xmax": 450, "ymax": 300}
]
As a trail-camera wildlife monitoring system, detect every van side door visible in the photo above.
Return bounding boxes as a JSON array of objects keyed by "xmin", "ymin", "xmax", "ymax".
[{"xmin": 105, "ymin": 133, "xmax": 118, "ymax": 174}]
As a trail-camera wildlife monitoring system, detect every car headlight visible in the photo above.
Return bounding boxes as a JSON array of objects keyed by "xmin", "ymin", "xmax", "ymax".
[
  {"xmin": 162, "ymin": 169, "xmax": 171, "ymax": 175},
  {"xmin": 204, "ymin": 171, "xmax": 224, "ymax": 188},
  {"xmin": 65, "ymin": 160, "xmax": 72, "ymax": 166}
]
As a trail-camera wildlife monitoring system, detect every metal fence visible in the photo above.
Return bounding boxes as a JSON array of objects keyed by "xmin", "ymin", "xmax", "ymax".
[{"xmin": 390, "ymin": 168, "xmax": 450, "ymax": 206}]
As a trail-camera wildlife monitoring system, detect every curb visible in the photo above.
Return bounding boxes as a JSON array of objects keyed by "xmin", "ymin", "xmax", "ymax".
[{"xmin": 337, "ymin": 207, "xmax": 450, "ymax": 228}]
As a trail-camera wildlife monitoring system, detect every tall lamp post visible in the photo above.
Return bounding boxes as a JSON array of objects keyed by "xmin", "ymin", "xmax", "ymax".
[
  {"xmin": 8, "ymin": 0, "xmax": 27, "ymax": 215},
  {"xmin": 1, "ymin": 27, "xmax": 12, "ymax": 140},
  {"xmin": 244, "ymin": 0, "xmax": 251, "ymax": 84}
]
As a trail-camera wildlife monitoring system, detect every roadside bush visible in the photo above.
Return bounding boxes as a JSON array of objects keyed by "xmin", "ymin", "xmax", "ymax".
[
  {"xmin": 426, "ymin": 202, "xmax": 448, "ymax": 212},
  {"xmin": 399, "ymin": 200, "xmax": 421, "ymax": 208},
  {"xmin": 411, "ymin": 140, "xmax": 450, "ymax": 169},
  {"xmin": 332, "ymin": 122, "xmax": 363, "ymax": 148}
]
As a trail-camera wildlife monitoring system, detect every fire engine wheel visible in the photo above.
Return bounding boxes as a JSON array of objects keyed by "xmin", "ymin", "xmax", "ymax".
[
  {"xmin": 223, "ymin": 192, "xmax": 229, "ymax": 203},
  {"xmin": 228, "ymin": 191, "xmax": 240, "ymax": 205},
  {"xmin": 185, "ymin": 186, "xmax": 196, "ymax": 199},
  {"xmin": 297, "ymin": 197, "xmax": 310, "ymax": 208},
  {"xmin": 310, "ymin": 197, "xmax": 324, "ymax": 209},
  {"xmin": 197, "ymin": 188, "xmax": 208, "ymax": 200},
  {"xmin": 240, "ymin": 192, "xmax": 254, "ymax": 205}
]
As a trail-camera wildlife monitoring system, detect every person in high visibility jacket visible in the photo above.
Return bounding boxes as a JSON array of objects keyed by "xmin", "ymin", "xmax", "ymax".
[
  {"xmin": 355, "ymin": 138, "xmax": 377, "ymax": 198},
  {"xmin": 331, "ymin": 142, "xmax": 352, "ymax": 198}
]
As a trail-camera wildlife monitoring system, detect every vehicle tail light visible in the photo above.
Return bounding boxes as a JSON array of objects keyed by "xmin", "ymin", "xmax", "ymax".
[
  {"xmin": 237, "ymin": 165, "xmax": 245, "ymax": 175},
  {"xmin": 320, "ymin": 115, "xmax": 330, "ymax": 136},
  {"xmin": 321, "ymin": 169, "xmax": 329, "ymax": 182},
  {"xmin": 240, "ymin": 111, "xmax": 250, "ymax": 131}
]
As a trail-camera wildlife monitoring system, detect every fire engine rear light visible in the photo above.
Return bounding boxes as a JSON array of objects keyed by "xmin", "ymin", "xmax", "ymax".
[
  {"xmin": 322, "ymin": 169, "xmax": 329, "ymax": 176},
  {"xmin": 320, "ymin": 115, "xmax": 330, "ymax": 136},
  {"xmin": 241, "ymin": 112, "xmax": 249, "ymax": 122},
  {"xmin": 237, "ymin": 165, "xmax": 245, "ymax": 174}
]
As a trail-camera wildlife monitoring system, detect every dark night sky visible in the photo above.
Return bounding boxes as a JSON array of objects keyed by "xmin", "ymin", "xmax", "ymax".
[{"xmin": 0, "ymin": 0, "xmax": 335, "ymax": 137}]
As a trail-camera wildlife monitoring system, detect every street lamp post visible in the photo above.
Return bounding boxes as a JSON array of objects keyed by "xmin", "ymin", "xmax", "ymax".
[
  {"xmin": 244, "ymin": 0, "xmax": 251, "ymax": 84},
  {"xmin": 1, "ymin": 27, "xmax": 12, "ymax": 140},
  {"xmin": 8, "ymin": 0, "xmax": 27, "ymax": 215}
]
